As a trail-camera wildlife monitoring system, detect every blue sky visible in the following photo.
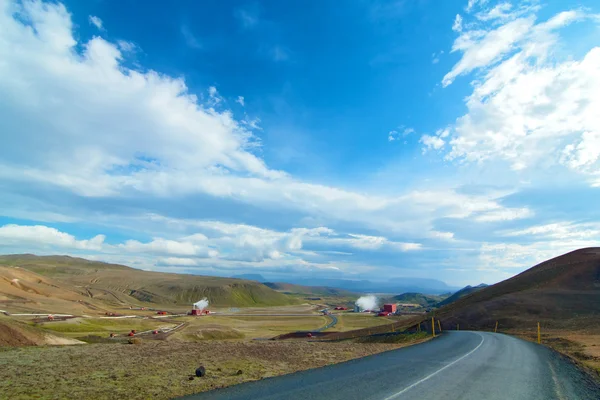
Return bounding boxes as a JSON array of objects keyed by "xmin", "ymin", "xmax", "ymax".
[{"xmin": 1, "ymin": 0, "xmax": 599, "ymax": 286}]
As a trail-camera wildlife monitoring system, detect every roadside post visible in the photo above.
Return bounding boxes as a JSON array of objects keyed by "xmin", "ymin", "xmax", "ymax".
[
  {"xmin": 431, "ymin": 317, "xmax": 436, "ymax": 338},
  {"xmin": 494, "ymin": 321, "xmax": 498, "ymax": 333},
  {"xmin": 437, "ymin": 320, "xmax": 442, "ymax": 333},
  {"xmin": 537, "ymin": 322, "xmax": 541, "ymax": 344}
]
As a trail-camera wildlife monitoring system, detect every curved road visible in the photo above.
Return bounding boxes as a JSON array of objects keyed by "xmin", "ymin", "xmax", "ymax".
[{"xmin": 181, "ymin": 331, "xmax": 600, "ymax": 400}]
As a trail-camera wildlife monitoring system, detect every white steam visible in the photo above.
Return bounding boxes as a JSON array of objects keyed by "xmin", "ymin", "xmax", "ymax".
[
  {"xmin": 355, "ymin": 295, "xmax": 378, "ymax": 311},
  {"xmin": 193, "ymin": 298, "xmax": 209, "ymax": 310}
]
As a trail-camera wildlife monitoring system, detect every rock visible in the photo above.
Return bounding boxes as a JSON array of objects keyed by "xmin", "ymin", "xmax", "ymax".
[
  {"xmin": 188, "ymin": 376, "xmax": 194, "ymax": 381},
  {"xmin": 195, "ymin": 366, "xmax": 206, "ymax": 377},
  {"xmin": 236, "ymin": 369, "xmax": 243, "ymax": 375}
]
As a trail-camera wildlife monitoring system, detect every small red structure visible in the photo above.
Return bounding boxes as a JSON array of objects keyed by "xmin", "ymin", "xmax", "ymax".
[
  {"xmin": 128, "ymin": 332, "xmax": 135, "ymax": 337},
  {"xmin": 152, "ymin": 330, "xmax": 159, "ymax": 334},
  {"xmin": 334, "ymin": 306, "xmax": 348, "ymax": 310},
  {"xmin": 109, "ymin": 333, "xmax": 115, "ymax": 338},
  {"xmin": 307, "ymin": 332, "xmax": 313, "ymax": 338},
  {"xmin": 47, "ymin": 315, "xmax": 54, "ymax": 321},
  {"xmin": 157, "ymin": 311, "xmax": 167, "ymax": 315},
  {"xmin": 383, "ymin": 304, "xmax": 397, "ymax": 313},
  {"xmin": 378, "ymin": 311, "xmax": 391, "ymax": 317},
  {"xmin": 191, "ymin": 309, "xmax": 210, "ymax": 316}
]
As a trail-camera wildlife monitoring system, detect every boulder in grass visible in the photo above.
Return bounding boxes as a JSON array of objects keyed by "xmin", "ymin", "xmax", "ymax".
[{"xmin": 195, "ymin": 366, "xmax": 206, "ymax": 377}]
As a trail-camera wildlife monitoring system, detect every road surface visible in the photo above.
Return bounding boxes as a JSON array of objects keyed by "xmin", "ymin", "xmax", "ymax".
[{"xmin": 181, "ymin": 331, "xmax": 600, "ymax": 400}]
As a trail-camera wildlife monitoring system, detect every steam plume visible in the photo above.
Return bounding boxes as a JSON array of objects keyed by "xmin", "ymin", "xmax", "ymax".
[
  {"xmin": 193, "ymin": 298, "xmax": 209, "ymax": 310},
  {"xmin": 355, "ymin": 295, "xmax": 378, "ymax": 311}
]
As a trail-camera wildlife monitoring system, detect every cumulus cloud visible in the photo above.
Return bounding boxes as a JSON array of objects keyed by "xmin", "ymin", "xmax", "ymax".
[
  {"xmin": 0, "ymin": 224, "xmax": 105, "ymax": 250},
  {"xmin": 3, "ymin": 0, "xmax": 594, "ymax": 285},
  {"xmin": 438, "ymin": 4, "xmax": 600, "ymax": 185}
]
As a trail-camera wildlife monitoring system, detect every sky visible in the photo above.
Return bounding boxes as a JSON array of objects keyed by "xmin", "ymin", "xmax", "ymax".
[{"xmin": 1, "ymin": 0, "xmax": 600, "ymax": 286}]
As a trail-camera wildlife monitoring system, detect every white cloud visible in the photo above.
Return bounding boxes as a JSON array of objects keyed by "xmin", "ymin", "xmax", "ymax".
[
  {"xmin": 430, "ymin": 231, "xmax": 455, "ymax": 241},
  {"xmin": 479, "ymin": 239, "xmax": 599, "ymax": 270},
  {"xmin": 88, "ymin": 15, "xmax": 103, "ymax": 31},
  {"xmin": 439, "ymin": 5, "xmax": 600, "ymax": 184},
  {"xmin": 120, "ymin": 238, "xmax": 218, "ymax": 258},
  {"xmin": 388, "ymin": 127, "xmax": 414, "ymax": 141},
  {"xmin": 0, "ymin": 224, "xmax": 105, "ymax": 250},
  {"xmin": 560, "ymin": 131, "xmax": 600, "ymax": 172},
  {"xmin": 236, "ymin": 96, "xmax": 245, "ymax": 106},
  {"xmin": 466, "ymin": 0, "xmax": 489, "ymax": 13},
  {"xmin": 116, "ymin": 40, "xmax": 136, "ymax": 53},
  {"xmin": 474, "ymin": 207, "xmax": 532, "ymax": 222},
  {"xmin": 453, "ymin": 14, "xmax": 463, "ymax": 32},
  {"xmin": 504, "ymin": 222, "xmax": 600, "ymax": 240},
  {"xmin": 420, "ymin": 135, "xmax": 445, "ymax": 152},
  {"xmin": 443, "ymin": 16, "xmax": 535, "ymax": 87}
]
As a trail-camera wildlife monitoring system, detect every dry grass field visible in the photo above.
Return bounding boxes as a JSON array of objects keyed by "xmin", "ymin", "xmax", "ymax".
[{"xmin": 0, "ymin": 337, "xmax": 427, "ymax": 400}]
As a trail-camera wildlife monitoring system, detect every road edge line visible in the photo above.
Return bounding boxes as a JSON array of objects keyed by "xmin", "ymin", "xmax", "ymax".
[{"xmin": 383, "ymin": 331, "xmax": 486, "ymax": 400}]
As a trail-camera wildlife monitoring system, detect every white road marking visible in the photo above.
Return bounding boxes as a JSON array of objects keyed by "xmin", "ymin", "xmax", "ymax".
[{"xmin": 383, "ymin": 332, "xmax": 486, "ymax": 400}]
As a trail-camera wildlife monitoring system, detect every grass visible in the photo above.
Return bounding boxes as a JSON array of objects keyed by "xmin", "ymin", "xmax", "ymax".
[
  {"xmin": 173, "ymin": 315, "xmax": 329, "ymax": 340},
  {"xmin": 34, "ymin": 318, "xmax": 176, "ymax": 338},
  {"xmin": 355, "ymin": 331, "xmax": 430, "ymax": 344},
  {"xmin": 0, "ymin": 339, "xmax": 421, "ymax": 399},
  {"xmin": 330, "ymin": 313, "xmax": 399, "ymax": 332}
]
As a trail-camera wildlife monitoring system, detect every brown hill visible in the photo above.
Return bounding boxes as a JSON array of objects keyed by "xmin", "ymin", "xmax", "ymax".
[
  {"xmin": 0, "ymin": 315, "xmax": 83, "ymax": 346},
  {"xmin": 435, "ymin": 248, "xmax": 600, "ymax": 332},
  {"xmin": 0, "ymin": 254, "xmax": 295, "ymax": 314}
]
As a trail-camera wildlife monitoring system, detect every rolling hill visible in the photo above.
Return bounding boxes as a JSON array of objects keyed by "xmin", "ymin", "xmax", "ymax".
[
  {"xmin": 391, "ymin": 292, "xmax": 448, "ymax": 307},
  {"xmin": 0, "ymin": 254, "xmax": 295, "ymax": 314},
  {"xmin": 435, "ymin": 248, "xmax": 600, "ymax": 331},
  {"xmin": 435, "ymin": 284, "xmax": 488, "ymax": 307}
]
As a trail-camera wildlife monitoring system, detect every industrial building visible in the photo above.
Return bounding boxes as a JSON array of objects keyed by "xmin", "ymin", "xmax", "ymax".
[{"xmin": 382, "ymin": 304, "xmax": 397, "ymax": 313}]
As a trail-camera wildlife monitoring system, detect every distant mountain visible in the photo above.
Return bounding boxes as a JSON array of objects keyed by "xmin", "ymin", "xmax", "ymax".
[
  {"xmin": 284, "ymin": 277, "xmax": 456, "ymax": 295},
  {"xmin": 231, "ymin": 274, "xmax": 266, "ymax": 282},
  {"xmin": 392, "ymin": 292, "xmax": 449, "ymax": 307},
  {"xmin": 435, "ymin": 248, "xmax": 600, "ymax": 331},
  {"xmin": 264, "ymin": 282, "xmax": 357, "ymax": 297},
  {"xmin": 436, "ymin": 284, "xmax": 488, "ymax": 307}
]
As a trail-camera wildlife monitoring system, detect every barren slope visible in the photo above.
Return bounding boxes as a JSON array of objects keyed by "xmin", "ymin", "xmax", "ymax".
[{"xmin": 435, "ymin": 248, "xmax": 600, "ymax": 331}]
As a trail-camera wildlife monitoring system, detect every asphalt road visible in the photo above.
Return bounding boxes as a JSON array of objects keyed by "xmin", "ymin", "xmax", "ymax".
[{"xmin": 180, "ymin": 331, "xmax": 600, "ymax": 400}]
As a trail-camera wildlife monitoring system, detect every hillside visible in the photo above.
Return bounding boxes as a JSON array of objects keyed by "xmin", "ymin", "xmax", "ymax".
[
  {"xmin": 435, "ymin": 248, "xmax": 600, "ymax": 331},
  {"xmin": 391, "ymin": 292, "xmax": 448, "ymax": 307},
  {"xmin": 0, "ymin": 254, "xmax": 295, "ymax": 314},
  {"xmin": 435, "ymin": 284, "xmax": 488, "ymax": 307}
]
